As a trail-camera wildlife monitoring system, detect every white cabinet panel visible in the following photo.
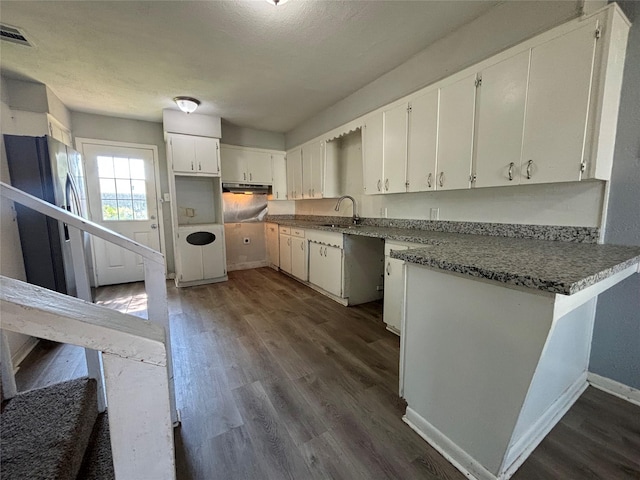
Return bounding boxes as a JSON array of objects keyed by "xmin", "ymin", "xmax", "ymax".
[
  {"xmin": 170, "ymin": 134, "xmax": 196, "ymax": 173},
  {"xmin": 202, "ymin": 226, "xmax": 226, "ymax": 278},
  {"xmin": 407, "ymin": 89, "xmax": 439, "ymax": 192},
  {"xmin": 266, "ymin": 223, "xmax": 279, "ymax": 267},
  {"xmin": 279, "ymin": 233, "xmax": 292, "ymax": 273},
  {"xmin": 309, "ymin": 243, "xmax": 343, "ymax": 297},
  {"xmin": 170, "ymin": 134, "xmax": 220, "ymax": 175},
  {"xmin": 308, "ymin": 242, "xmax": 325, "ymax": 290},
  {"xmin": 302, "ymin": 141, "xmax": 324, "ymax": 199},
  {"xmin": 286, "ymin": 148, "xmax": 303, "ymax": 200},
  {"xmin": 221, "ymin": 146, "xmax": 272, "ymax": 184},
  {"xmin": 362, "ymin": 112, "xmax": 384, "ymax": 195},
  {"xmin": 383, "ymin": 103, "xmax": 408, "ymax": 194},
  {"xmin": 383, "ymin": 257, "xmax": 405, "ymax": 334},
  {"xmin": 247, "ymin": 153, "xmax": 272, "ymax": 184},
  {"xmin": 290, "ymin": 236, "xmax": 307, "ymax": 281},
  {"xmin": 195, "ymin": 137, "xmax": 220, "ymax": 175},
  {"xmin": 437, "ymin": 74, "xmax": 476, "ymax": 190},
  {"xmin": 474, "ymin": 51, "xmax": 530, "ymax": 188},
  {"xmin": 220, "ymin": 146, "xmax": 246, "ymax": 182},
  {"xmin": 271, "ymin": 154, "xmax": 287, "ymax": 200},
  {"xmin": 176, "ymin": 225, "xmax": 225, "ymax": 283},
  {"xmin": 521, "ymin": 20, "xmax": 598, "ymax": 185}
]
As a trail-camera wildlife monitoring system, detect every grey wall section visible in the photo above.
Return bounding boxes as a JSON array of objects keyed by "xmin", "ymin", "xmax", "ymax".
[
  {"xmin": 590, "ymin": 1, "xmax": 640, "ymax": 389},
  {"xmin": 285, "ymin": 0, "xmax": 581, "ymax": 148},
  {"xmin": 221, "ymin": 121, "xmax": 285, "ymax": 150},
  {"xmin": 70, "ymin": 112, "xmax": 175, "ymax": 274}
]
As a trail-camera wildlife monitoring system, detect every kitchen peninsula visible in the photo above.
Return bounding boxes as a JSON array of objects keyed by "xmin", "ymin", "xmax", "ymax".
[{"xmin": 268, "ymin": 215, "xmax": 640, "ymax": 480}]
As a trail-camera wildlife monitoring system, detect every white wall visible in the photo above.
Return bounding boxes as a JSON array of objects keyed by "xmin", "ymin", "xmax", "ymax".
[{"xmin": 221, "ymin": 121, "xmax": 285, "ymax": 151}]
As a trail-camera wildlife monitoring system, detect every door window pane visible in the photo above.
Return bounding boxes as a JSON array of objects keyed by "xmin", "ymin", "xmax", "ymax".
[{"xmin": 97, "ymin": 155, "xmax": 148, "ymax": 221}]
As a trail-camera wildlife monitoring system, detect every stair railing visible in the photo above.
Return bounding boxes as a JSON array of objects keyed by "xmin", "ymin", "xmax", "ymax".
[
  {"xmin": 1, "ymin": 275, "xmax": 176, "ymax": 480},
  {"xmin": 0, "ymin": 181, "xmax": 176, "ymax": 424}
]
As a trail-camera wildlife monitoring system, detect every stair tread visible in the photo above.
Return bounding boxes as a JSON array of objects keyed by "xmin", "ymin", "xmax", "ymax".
[
  {"xmin": 77, "ymin": 412, "xmax": 115, "ymax": 480},
  {"xmin": 1, "ymin": 377, "xmax": 98, "ymax": 480}
]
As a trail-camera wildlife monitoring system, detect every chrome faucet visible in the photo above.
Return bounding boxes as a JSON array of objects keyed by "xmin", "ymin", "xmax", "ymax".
[{"xmin": 334, "ymin": 195, "xmax": 360, "ymax": 225}]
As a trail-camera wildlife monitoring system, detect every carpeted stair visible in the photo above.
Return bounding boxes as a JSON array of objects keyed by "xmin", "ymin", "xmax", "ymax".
[{"xmin": 1, "ymin": 377, "xmax": 115, "ymax": 480}]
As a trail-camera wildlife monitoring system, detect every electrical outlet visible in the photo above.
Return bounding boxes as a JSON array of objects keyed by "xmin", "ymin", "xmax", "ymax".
[
  {"xmin": 243, "ymin": 237, "xmax": 251, "ymax": 244},
  {"xmin": 430, "ymin": 208, "xmax": 440, "ymax": 221},
  {"xmin": 379, "ymin": 207, "xmax": 388, "ymax": 218}
]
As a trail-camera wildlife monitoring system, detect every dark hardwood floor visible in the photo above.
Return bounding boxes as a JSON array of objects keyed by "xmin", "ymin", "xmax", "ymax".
[{"xmin": 15, "ymin": 267, "xmax": 640, "ymax": 479}]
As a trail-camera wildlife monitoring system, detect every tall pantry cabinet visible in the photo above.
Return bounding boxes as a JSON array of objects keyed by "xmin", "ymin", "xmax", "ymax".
[{"xmin": 163, "ymin": 111, "xmax": 228, "ymax": 287}]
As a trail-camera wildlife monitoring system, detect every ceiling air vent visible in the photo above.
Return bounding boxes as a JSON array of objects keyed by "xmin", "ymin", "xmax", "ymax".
[{"xmin": 0, "ymin": 24, "xmax": 32, "ymax": 47}]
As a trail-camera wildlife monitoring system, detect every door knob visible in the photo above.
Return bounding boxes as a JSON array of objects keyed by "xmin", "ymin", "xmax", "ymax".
[{"xmin": 151, "ymin": 224, "xmax": 158, "ymax": 229}]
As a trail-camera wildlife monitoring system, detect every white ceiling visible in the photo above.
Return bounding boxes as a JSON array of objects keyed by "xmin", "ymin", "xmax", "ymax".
[{"xmin": 0, "ymin": 1, "xmax": 500, "ymax": 133}]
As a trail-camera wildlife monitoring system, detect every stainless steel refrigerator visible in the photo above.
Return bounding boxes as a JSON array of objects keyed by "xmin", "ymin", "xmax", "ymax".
[{"xmin": 4, "ymin": 134, "xmax": 89, "ymax": 296}]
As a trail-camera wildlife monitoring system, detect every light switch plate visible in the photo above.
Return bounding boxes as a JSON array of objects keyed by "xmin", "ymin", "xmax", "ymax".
[{"xmin": 430, "ymin": 208, "xmax": 440, "ymax": 220}]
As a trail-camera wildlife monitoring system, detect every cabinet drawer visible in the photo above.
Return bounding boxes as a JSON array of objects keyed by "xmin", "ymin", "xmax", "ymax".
[
  {"xmin": 279, "ymin": 226, "xmax": 291, "ymax": 235},
  {"xmin": 291, "ymin": 228, "xmax": 305, "ymax": 238}
]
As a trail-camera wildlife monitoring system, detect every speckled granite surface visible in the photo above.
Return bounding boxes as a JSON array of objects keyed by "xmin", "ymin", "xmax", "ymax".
[{"xmin": 265, "ymin": 215, "xmax": 640, "ymax": 295}]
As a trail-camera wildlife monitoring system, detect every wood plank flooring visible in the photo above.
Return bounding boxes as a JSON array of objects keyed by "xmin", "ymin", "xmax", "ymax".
[{"xmin": 14, "ymin": 267, "xmax": 640, "ymax": 479}]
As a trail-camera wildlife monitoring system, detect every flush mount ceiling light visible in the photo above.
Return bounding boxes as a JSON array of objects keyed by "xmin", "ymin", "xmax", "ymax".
[
  {"xmin": 265, "ymin": 0, "xmax": 289, "ymax": 5},
  {"xmin": 174, "ymin": 96, "xmax": 200, "ymax": 114}
]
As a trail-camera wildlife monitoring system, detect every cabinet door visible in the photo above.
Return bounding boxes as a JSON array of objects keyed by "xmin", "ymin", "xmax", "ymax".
[
  {"xmin": 383, "ymin": 256, "xmax": 404, "ymax": 333},
  {"xmin": 474, "ymin": 51, "xmax": 530, "ymax": 188},
  {"xmin": 271, "ymin": 154, "xmax": 287, "ymax": 200},
  {"xmin": 286, "ymin": 148, "xmax": 303, "ymax": 199},
  {"xmin": 290, "ymin": 236, "xmax": 307, "ymax": 281},
  {"xmin": 383, "ymin": 103, "xmax": 408, "ymax": 194},
  {"xmin": 308, "ymin": 242, "xmax": 326, "ymax": 290},
  {"xmin": 407, "ymin": 89, "xmax": 439, "ymax": 192},
  {"xmin": 362, "ymin": 112, "xmax": 384, "ymax": 194},
  {"xmin": 312, "ymin": 142, "xmax": 324, "ymax": 198},
  {"xmin": 176, "ymin": 233, "xmax": 203, "ymax": 282},
  {"xmin": 220, "ymin": 146, "xmax": 247, "ymax": 183},
  {"xmin": 301, "ymin": 143, "xmax": 314, "ymax": 199},
  {"xmin": 202, "ymin": 226, "xmax": 226, "ymax": 279},
  {"xmin": 246, "ymin": 151, "xmax": 272, "ymax": 184},
  {"xmin": 195, "ymin": 137, "xmax": 220, "ymax": 175},
  {"xmin": 170, "ymin": 135, "xmax": 196, "ymax": 173},
  {"xmin": 323, "ymin": 245, "xmax": 343, "ymax": 297},
  {"xmin": 279, "ymin": 234, "xmax": 292, "ymax": 273},
  {"xmin": 266, "ymin": 223, "xmax": 280, "ymax": 266},
  {"xmin": 437, "ymin": 74, "xmax": 476, "ymax": 190},
  {"xmin": 521, "ymin": 20, "xmax": 598, "ymax": 185}
]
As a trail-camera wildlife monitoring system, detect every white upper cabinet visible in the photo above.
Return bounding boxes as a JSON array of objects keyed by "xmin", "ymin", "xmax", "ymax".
[
  {"xmin": 521, "ymin": 19, "xmax": 599, "ymax": 185},
  {"xmin": 168, "ymin": 133, "xmax": 220, "ymax": 175},
  {"xmin": 271, "ymin": 153, "xmax": 287, "ymax": 200},
  {"xmin": 436, "ymin": 73, "xmax": 476, "ymax": 191},
  {"xmin": 382, "ymin": 103, "xmax": 409, "ymax": 194},
  {"xmin": 286, "ymin": 147, "xmax": 303, "ymax": 200},
  {"xmin": 362, "ymin": 112, "xmax": 384, "ymax": 194},
  {"xmin": 220, "ymin": 145, "xmax": 273, "ymax": 184},
  {"xmin": 474, "ymin": 51, "xmax": 530, "ymax": 188},
  {"xmin": 302, "ymin": 141, "xmax": 324, "ymax": 199},
  {"xmin": 407, "ymin": 89, "xmax": 439, "ymax": 193}
]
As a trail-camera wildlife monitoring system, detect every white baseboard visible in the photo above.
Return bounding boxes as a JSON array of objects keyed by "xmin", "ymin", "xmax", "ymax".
[
  {"xmin": 403, "ymin": 407, "xmax": 497, "ymax": 480},
  {"xmin": 500, "ymin": 373, "xmax": 587, "ymax": 478},
  {"xmin": 587, "ymin": 372, "xmax": 640, "ymax": 406},
  {"xmin": 11, "ymin": 336, "xmax": 39, "ymax": 369},
  {"xmin": 226, "ymin": 260, "xmax": 269, "ymax": 272}
]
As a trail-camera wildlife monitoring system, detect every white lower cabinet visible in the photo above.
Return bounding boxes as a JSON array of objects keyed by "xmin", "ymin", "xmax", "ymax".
[
  {"xmin": 266, "ymin": 223, "xmax": 279, "ymax": 269},
  {"xmin": 383, "ymin": 241, "xmax": 424, "ymax": 334},
  {"xmin": 175, "ymin": 224, "xmax": 226, "ymax": 286},
  {"xmin": 290, "ymin": 235, "xmax": 307, "ymax": 281},
  {"xmin": 279, "ymin": 227, "xmax": 292, "ymax": 274},
  {"xmin": 309, "ymin": 242, "xmax": 343, "ymax": 297}
]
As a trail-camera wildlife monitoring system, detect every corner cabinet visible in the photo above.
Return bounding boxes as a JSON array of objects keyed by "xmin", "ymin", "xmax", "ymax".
[{"xmin": 167, "ymin": 133, "xmax": 220, "ymax": 176}]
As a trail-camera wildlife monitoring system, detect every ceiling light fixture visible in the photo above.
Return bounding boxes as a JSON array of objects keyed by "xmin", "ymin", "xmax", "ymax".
[
  {"xmin": 174, "ymin": 96, "xmax": 200, "ymax": 114},
  {"xmin": 265, "ymin": 0, "xmax": 289, "ymax": 5}
]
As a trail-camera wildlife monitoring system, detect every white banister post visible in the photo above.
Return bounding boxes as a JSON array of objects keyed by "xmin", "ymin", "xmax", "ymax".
[
  {"xmin": 0, "ymin": 330, "xmax": 18, "ymax": 399},
  {"xmin": 143, "ymin": 257, "xmax": 178, "ymax": 424},
  {"xmin": 102, "ymin": 353, "xmax": 176, "ymax": 480},
  {"xmin": 69, "ymin": 226, "xmax": 106, "ymax": 412}
]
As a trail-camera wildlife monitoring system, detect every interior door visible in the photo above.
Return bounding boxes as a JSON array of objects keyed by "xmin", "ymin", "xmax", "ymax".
[{"xmin": 82, "ymin": 143, "xmax": 161, "ymax": 286}]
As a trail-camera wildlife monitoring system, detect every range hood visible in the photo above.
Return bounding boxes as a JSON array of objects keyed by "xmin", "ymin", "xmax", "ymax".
[{"xmin": 222, "ymin": 183, "xmax": 270, "ymax": 194}]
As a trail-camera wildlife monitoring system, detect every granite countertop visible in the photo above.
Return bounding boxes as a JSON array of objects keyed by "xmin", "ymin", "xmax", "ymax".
[{"xmin": 267, "ymin": 218, "xmax": 640, "ymax": 295}]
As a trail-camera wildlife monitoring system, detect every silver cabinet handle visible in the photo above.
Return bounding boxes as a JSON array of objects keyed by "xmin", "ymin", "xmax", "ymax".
[
  {"xmin": 427, "ymin": 173, "xmax": 432, "ymax": 188},
  {"xmin": 198, "ymin": 162, "xmax": 202, "ymax": 171},
  {"xmin": 377, "ymin": 179, "xmax": 382, "ymax": 192},
  {"xmin": 319, "ymin": 246, "xmax": 323, "ymax": 256},
  {"xmin": 386, "ymin": 261, "xmax": 390, "ymax": 276},
  {"xmin": 439, "ymin": 172, "xmax": 445, "ymax": 187},
  {"xmin": 191, "ymin": 161, "xmax": 194, "ymax": 171},
  {"xmin": 243, "ymin": 172, "xmax": 247, "ymax": 181},
  {"xmin": 324, "ymin": 247, "xmax": 327, "ymax": 256},
  {"xmin": 508, "ymin": 162, "xmax": 515, "ymax": 181},
  {"xmin": 249, "ymin": 172, "xmax": 253, "ymax": 181},
  {"xmin": 287, "ymin": 237, "xmax": 291, "ymax": 246},
  {"xmin": 300, "ymin": 241, "xmax": 304, "ymax": 251},
  {"xmin": 312, "ymin": 188, "xmax": 315, "ymax": 197},
  {"xmin": 385, "ymin": 178, "xmax": 389, "ymax": 191},
  {"xmin": 526, "ymin": 159, "xmax": 533, "ymax": 179}
]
